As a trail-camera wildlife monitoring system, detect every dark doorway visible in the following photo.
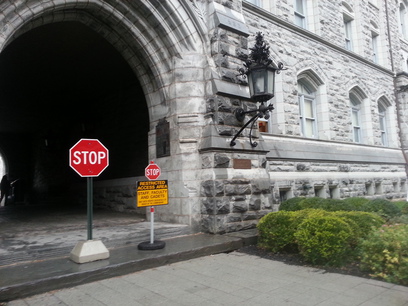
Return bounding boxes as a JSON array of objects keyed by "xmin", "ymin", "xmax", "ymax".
[{"xmin": 0, "ymin": 21, "xmax": 149, "ymax": 205}]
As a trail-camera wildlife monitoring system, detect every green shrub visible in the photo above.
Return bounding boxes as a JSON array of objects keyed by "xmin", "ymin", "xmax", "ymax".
[
  {"xmin": 281, "ymin": 197, "xmax": 373, "ymax": 212},
  {"xmin": 393, "ymin": 201, "xmax": 408, "ymax": 215},
  {"xmin": 294, "ymin": 215, "xmax": 353, "ymax": 266},
  {"xmin": 359, "ymin": 224, "xmax": 408, "ymax": 285},
  {"xmin": 279, "ymin": 197, "xmax": 304, "ymax": 211},
  {"xmin": 257, "ymin": 209, "xmax": 327, "ymax": 253},
  {"xmin": 257, "ymin": 211, "xmax": 298, "ymax": 252},
  {"xmin": 342, "ymin": 197, "xmax": 370, "ymax": 210},
  {"xmin": 361, "ymin": 198, "xmax": 401, "ymax": 219},
  {"xmin": 300, "ymin": 208, "xmax": 330, "ymax": 218},
  {"xmin": 298, "ymin": 197, "xmax": 331, "ymax": 210},
  {"xmin": 324, "ymin": 198, "xmax": 356, "ymax": 211},
  {"xmin": 388, "ymin": 214, "xmax": 408, "ymax": 225},
  {"xmin": 333, "ymin": 211, "xmax": 384, "ymax": 239}
]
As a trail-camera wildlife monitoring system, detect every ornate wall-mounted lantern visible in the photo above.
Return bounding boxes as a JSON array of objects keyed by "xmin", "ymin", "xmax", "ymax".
[{"xmin": 230, "ymin": 32, "xmax": 285, "ymax": 147}]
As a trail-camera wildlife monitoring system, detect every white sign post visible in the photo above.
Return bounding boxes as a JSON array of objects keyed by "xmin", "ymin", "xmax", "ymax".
[{"xmin": 138, "ymin": 161, "xmax": 166, "ymax": 250}]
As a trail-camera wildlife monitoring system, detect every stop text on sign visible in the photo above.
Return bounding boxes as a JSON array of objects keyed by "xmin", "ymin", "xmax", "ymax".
[
  {"xmin": 72, "ymin": 151, "xmax": 107, "ymax": 165},
  {"xmin": 146, "ymin": 168, "xmax": 160, "ymax": 177},
  {"xmin": 69, "ymin": 139, "xmax": 109, "ymax": 177}
]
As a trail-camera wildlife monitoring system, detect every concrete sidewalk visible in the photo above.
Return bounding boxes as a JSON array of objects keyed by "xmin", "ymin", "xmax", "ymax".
[
  {"xmin": 0, "ymin": 204, "xmax": 257, "ymax": 302},
  {"xmin": 1, "ymin": 205, "xmax": 408, "ymax": 305},
  {"xmin": 6, "ymin": 251, "xmax": 408, "ymax": 306},
  {"xmin": 0, "ymin": 231, "xmax": 255, "ymax": 302}
]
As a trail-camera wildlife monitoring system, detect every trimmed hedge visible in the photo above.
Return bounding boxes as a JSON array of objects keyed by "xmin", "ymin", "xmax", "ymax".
[
  {"xmin": 280, "ymin": 197, "xmax": 360, "ymax": 212},
  {"xmin": 360, "ymin": 198, "xmax": 401, "ymax": 220},
  {"xmin": 280, "ymin": 197, "xmax": 403, "ymax": 219},
  {"xmin": 390, "ymin": 200, "xmax": 408, "ymax": 215},
  {"xmin": 342, "ymin": 197, "xmax": 370, "ymax": 208},
  {"xmin": 257, "ymin": 209, "xmax": 327, "ymax": 253},
  {"xmin": 278, "ymin": 197, "xmax": 304, "ymax": 211},
  {"xmin": 294, "ymin": 215, "xmax": 353, "ymax": 265},
  {"xmin": 333, "ymin": 211, "xmax": 384, "ymax": 240},
  {"xmin": 257, "ymin": 209, "xmax": 384, "ymax": 266}
]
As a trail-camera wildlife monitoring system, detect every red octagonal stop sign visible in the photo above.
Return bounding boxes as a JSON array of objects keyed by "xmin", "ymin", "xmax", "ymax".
[
  {"xmin": 145, "ymin": 161, "xmax": 161, "ymax": 180},
  {"xmin": 70, "ymin": 139, "xmax": 109, "ymax": 177}
]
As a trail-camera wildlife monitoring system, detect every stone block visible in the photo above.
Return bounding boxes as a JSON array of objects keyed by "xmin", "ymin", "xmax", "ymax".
[
  {"xmin": 252, "ymin": 180, "xmax": 271, "ymax": 194},
  {"xmin": 233, "ymin": 200, "xmax": 248, "ymax": 212},
  {"xmin": 214, "ymin": 154, "xmax": 230, "ymax": 168},
  {"xmin": 201, "ymin": 180, "xmax": 224, "ymax": 197},
  {"xmin": 249, "ymin": 197, "xmax": 261, "ymax": 210},
  {"xmin": 225, "ymin": 184, "xmax": 251, "ymax": 196}
]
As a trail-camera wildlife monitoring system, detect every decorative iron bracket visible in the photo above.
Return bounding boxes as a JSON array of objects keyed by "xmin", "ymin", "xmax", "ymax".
[{"xmin": 230, "ymin": 102, "xmax": 274, "ymax": 147}]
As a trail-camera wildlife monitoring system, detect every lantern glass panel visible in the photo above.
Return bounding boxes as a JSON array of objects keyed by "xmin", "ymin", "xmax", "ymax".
[
  {"xmin": 253, "ymin": 70, "xmax": 265, "ymax": 94},
  {"xmin": 267, "ymin": 68, "xmax": 275, "ymax": 96}
]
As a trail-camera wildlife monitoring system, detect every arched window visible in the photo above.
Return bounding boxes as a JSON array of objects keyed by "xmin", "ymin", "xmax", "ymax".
[
  {"xmin": 296, "ymin": 69, "xmax": 327, "ymax": 139},
  {"xmin": 342, "ymin": 3, "xmax": 355, "ymax": 51},
  {"xmin": 370, "ymin": 21, "xmax": 380, "ymax": 64},
  {"xmin": 377, "ymin": 97, "xmax": 393, "ymax": 147},
  {"xmin": 298, "ymin": 80, "xmax": 317, "ymax": 138},
  {"xmin": 400, "ymin": 2, "xmax": 408, "ymax": 39},
  {"xmin": 378, "ymin": 102, "xmax": 388, "ymax": 146},
  {"xmin": 350, "ymin": 93, "xmax": 362, "ymax": 143}
]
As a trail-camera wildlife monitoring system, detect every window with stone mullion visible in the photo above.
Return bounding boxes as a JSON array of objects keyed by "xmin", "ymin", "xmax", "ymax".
[
  {"xmin": 344, "ymin": 17, "xmax": 353, "ymax": 51},
  {"xmin": 350, "ymin": 96, "xmax": 362, "ymax": 143},
  {"xmin": 378, "ymin": 103, "xmax": 388, "ymax": 146},
  {"xmin": 399, "ymin": 2, "xmax": 408, "ymax": 39},
  {"xmin": 371, "ymin": 32, "xmax": 378, "ymax": 63},
  {"xmin": 294, "ymin": 0, "xmax": 307, "ymax": 28},
  {"xmin": 299, "ymin": 84, "xmax": 317, "ymax": 138}
]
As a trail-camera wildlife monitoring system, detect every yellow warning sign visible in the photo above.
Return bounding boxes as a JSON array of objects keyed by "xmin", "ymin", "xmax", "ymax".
[{"xmin": 137, "ymin": 180, "xmax": 168, "ymax": 207}]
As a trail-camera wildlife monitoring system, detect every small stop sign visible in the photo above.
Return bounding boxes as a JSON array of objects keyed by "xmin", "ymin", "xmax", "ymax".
[
  {"xmin": 145, "ymin": 161, "xmax": 161, "ymax": 180},
  {"xmin": 70, "ymin": 139, "xmax": 109, "ymax": 177}
]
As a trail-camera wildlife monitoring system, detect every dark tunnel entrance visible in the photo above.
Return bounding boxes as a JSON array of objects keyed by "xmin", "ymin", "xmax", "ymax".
[{"xmin": 0, "ymin": 21, "xmax": 149, "ymax": 207}]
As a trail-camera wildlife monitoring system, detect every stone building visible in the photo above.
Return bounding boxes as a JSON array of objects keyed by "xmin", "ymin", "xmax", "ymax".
[{"xmin": 0, "ymin": 0, "xmax": 407, "ymax": 234}]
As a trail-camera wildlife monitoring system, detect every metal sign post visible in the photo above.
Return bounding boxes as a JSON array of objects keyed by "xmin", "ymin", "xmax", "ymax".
[
  {"xmin": 69, "ymin": 139, "xmax": 110, "ymax": 263},
  {"xmin": 87, "ymin": 177, "xmax": 93, "ymax": 240}
]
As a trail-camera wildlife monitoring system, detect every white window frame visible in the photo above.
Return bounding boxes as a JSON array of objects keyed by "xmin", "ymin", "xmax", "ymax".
[
  {"xmin": 246, "ymin": 0, "xmax": 261, "ymax": 6},
  {"xmin": 343, "ymin": 15, "xmax": 354, "ymax": 51},
  {"xmin": 371, "ymin": 31, "xmax": 379, "ymax": 63},
  {"xmin": 294, "ymin": 0, "xmax": 307, "ymax": 29},
  {"xmin": 400, "ymin": 2, "xmax": 408, "ymax": 39},
  {"xmin": 378, "ymin": 101, "xmax": 389, "ymax": 147},
  {"xmin": 298, "ymin": 82, "xmax": 317, "ymax": 138},
  {"xmin": 350, "ymin": 95, "xmax": 361, "ymax": 143}
]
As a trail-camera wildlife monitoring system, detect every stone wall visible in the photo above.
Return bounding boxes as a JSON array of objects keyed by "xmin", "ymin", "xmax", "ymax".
[
  {"xmin": 270, "ymin": 160, "xmax": 407, "ymax": 202},
  {"xmin": 198, "ymin": 0, "xmax": 408, "ymax": 234},
  {"xmin": 93, "ymin": 177, "xmax": 145, "ymax": 214},
  {"xmin": 200, "ymin": 152, "xmax": 272, "ymax": 233}
]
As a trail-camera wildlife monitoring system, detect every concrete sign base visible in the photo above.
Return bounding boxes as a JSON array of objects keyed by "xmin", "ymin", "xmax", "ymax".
[{"xmin": 70, "ymin": 240, "xmax": 110, "ymax": 264}]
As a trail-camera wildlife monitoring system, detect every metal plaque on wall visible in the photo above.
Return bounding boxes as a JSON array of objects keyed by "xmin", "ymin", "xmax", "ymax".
[{"xmin": 156, "ymin": 118, "xmax": 170, "ymax": 158}]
